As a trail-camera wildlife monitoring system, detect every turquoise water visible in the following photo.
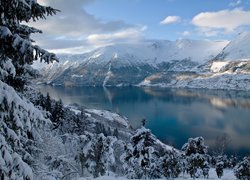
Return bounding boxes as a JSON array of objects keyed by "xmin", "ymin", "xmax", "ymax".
[{"xmin": 37, "ymin": 85, "xmax": 250, "ymax": 156}]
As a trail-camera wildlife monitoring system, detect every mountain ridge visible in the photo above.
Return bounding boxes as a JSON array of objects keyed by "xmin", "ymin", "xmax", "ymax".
[
  {"xmin": 34, "ymin": 33, "xmax": 250, "ymax": 90},
  {"xmin": 34, "ymin": 38, "xmax": 228, "ymax": 86}
]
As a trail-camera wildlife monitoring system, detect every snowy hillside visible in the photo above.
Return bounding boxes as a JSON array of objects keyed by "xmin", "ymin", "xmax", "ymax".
[
  {"xmin": 34, "ymin": 39, "xmax": 227, "ymax": 86},
  {"xmin": 215, "ymin": 32, "xmax": 250, "ymax": 61}
]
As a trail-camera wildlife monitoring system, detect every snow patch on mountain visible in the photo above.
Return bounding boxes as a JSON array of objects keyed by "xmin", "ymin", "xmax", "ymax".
[{"xmin": 210, "ymin": 61, "xmax": 229, "ymax": 72}]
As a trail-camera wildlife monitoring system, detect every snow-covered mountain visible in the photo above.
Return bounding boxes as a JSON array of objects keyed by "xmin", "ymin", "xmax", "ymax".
[
  {"xmin": 83, "ymin": 39, "xmax": 227, "ymax": 64},
  {"xmin": 139, "ymin": 32, "xmax": 250, "ymax": 90},
  {"xmin": 35, "ymin": 39, "xmax": 227, "ymax": 86},
  {"xmin": 215, "ymin": 32, "xmax": 250, "ymax": 61}
]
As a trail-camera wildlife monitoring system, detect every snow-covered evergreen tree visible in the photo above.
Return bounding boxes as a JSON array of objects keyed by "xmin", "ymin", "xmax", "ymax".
[
  {"xmin": 0, "ymin": 0, "xmax": 58, "ymax": 179},
  {"xmin": 45, "ymin": 92, "xmax": 52, "ymax": 112},
  {"xmin": 160, "ymin": 149, "xmax": 182, "ymax": 178},
  {"xmin": 76, "ymin": 133, "xmax": 116, "ymax": 178},
  {"xmin": 234, "ymin": 157, "xmax": 250, "ymax": 180},
  {"xmin": 0, "ymin": 0, "xmax": 58, "ymax": 90},
  {"xmin": 0, "ymin": 80, "xmax": 52, "ymax": 179},
  {"xmin": 216, "ymin": 156, "xmax": 224, "ymax": 178},
  {"xmin": 121, "ymin": 126, "xmax": 161, "ymax": 179},
  {"xmin": 51, "ymin": 99, "xmax": 64, "ymax": 129},
  {"xmin": 182, "ymin": 137, "xmax": 210, "ymax": 179}
]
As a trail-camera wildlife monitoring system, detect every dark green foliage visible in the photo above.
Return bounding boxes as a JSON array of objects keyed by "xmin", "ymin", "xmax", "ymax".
[
  {"xmin": 122, "ymin": 127, "xmax": 161, "ymax": 179},
  {"xmin": 75, "ymin": 134, "xmax": 115, "ymax": 178},
  {"xmin": 182, "ymin": 137, "xmax": 207, "ymax": 156},
  {"xmin": 113, "ymin": 128, "xmax": 119, "ymax": 138},
  {"xmin": 37, "ymin": 93, "xmax": 46, "ymax": 109},
  {"xmin": 216, "ymin": 158, "xmax": 224, "ymax": 178},
  {"xmin": 182, "ymin": 137, "xmax": 210, "ymax": 179},
  {"xmin": 45, "ymin": 92, "xmax": 52, "ymax": 112},
  {"xmin": 161, "ymin": 150, "xmax": 181, "ymax": 178},
  {"xmin": 92, "ymin": 135, "xmax": 106, "ymax": 177},
  {"xmin": 51, "ymin": 99, "xmax": 64, "ymax": 127},
  {"xmin": 0, "ymin": 0, "xmax": 58, "ymax": 91}
]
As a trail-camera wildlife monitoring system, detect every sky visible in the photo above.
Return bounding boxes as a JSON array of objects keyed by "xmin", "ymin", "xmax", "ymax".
[{"xmin": 34, "ymin": 0, "xmax": 250, "ymax": 54}]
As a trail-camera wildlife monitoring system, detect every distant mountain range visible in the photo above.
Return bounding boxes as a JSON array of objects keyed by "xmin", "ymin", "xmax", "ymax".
[{"xmin": 34, "ymin": 32, "xmax": 250, "ymax": 90}]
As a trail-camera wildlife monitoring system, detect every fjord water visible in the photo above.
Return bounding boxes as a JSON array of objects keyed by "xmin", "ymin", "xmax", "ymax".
[{"xmin": 37, "ymin": 85, "xmax": 250, "ymax": 156}]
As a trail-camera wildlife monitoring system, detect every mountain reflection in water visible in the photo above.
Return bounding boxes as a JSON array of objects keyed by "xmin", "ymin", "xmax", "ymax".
[{"xmin": 36, "ymin": 85, "xmax": 250, "ymax": 156}]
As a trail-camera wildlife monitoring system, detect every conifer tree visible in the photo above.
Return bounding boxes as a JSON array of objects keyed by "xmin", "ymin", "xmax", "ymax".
[
  {"xmin": 0, "ymin": 0, "xmax": 58, "ymax": 179},
  {"xmin": 234, "ymin": 157, "xmax": 250, "ymax": 180},
  {"xmin": 160, "ymin": 150, "xmax": 182, "ymax": 178},
  {"xmin": 0, "ymin": 0, "xmax": 58, "ymax": 90},
  {"xmin": 216, "ymin": 156, "xmax": 224, "ymax": 178},
  {"xmin": 76, "ymin": 133, "xmax": 116, "ymax": 178},
  {"xmin": 52, "ymin": 99, "xmax": 64, "ymax": 128},
  {"xmin": 45, "ymin": 92, "xmax": 52, "ymax": 112},
  {"xmin": 182, "ymin": 137, "xmax": 210, "ymax": 179},
  {"xmin": 121, "ymin": 127, "xmax": 161, "ymax": 179}
]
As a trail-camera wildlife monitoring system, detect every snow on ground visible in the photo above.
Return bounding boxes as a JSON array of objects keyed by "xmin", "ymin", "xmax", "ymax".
[
  {"xmin": 77, "ymin": 168, "xmax": 235, "ymax": 180},
  {"xmin": 85, "ymin": 109, "xmax": 130, "ymax": 127},
  {"xmin": 69, "ymin": 108, "xmax": 81, "ymax": 115},
  {"xmin": 210, "ymin": 61, "xmax": 229, "ymax": 73}
]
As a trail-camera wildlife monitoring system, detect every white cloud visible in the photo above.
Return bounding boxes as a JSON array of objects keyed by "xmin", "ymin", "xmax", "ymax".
[
  {"xmin": 160, "ymin": 16, "xmax": 181, "ymax": 25},
  {"xmin": 181, "ymin": 31, "xmax": 190, "ymax": 36},
  {"xmin": 32, "ymin": 0, "xmax": 143, "ymax": 53},
  {"xmin": 49, "ymin": 46, "xmax": 95, "ymax": 54},
  {"xmin": 87, "ymin": 26, "xmax": 146, "ymax": 47},
  {"xmin": 197, "ymin": 28, "xmax": 221, "ymax": 37},
  {"xmin": 229, "ymin": 0, "xmax": 242, "ymax": 7},
  {"xmin": 192, "ymin": 9, "xmax": 250, "ymax": 36}
]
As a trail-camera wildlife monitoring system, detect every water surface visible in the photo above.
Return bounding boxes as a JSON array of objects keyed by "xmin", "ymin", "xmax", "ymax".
[{"xmin": 37, "ymin": 85, "xmax": 250, "ymax": 156}]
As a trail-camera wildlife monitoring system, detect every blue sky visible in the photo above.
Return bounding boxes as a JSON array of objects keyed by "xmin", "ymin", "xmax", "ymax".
[
  {"xmin": 85, "ymin": 0, "xmax": 247, "ymax": 40},
  {"xmin": 35, "ymin": 0, "xmax": 250, "ymax": 53}
]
